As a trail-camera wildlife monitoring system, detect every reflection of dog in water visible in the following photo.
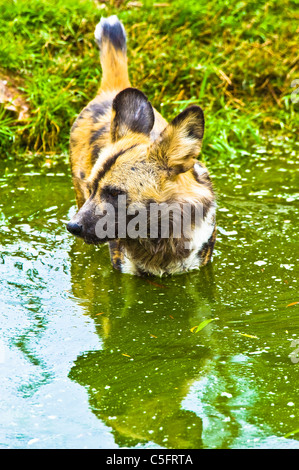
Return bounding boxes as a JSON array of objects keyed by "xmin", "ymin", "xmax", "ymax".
[
  {"xmin": 68, "ymin": 242, "xmax": 216, "ymax": 448},
  {"xmin": 67, "ymin": 15, "xmax": 216, "ymax": 276}
]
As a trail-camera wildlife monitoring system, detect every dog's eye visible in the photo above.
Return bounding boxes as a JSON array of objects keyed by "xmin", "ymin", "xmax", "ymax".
[
  {"xmin": 101, "ymin": 186, "xmax": 124, "ymax": 199},
  {"xmin": 109, "ymin": 189, "xmax": 121, "ymax": 198}
]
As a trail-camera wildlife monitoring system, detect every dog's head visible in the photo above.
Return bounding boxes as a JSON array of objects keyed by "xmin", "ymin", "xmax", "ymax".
[{"xmin": 67, "ymin": 88, "xmax": 205, "ymax": 244}]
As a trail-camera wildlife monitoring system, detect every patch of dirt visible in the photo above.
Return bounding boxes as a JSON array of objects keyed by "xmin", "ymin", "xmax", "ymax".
[{"xmin": 0, "ymin": 71, "xmax": 29, "ymax": 121}]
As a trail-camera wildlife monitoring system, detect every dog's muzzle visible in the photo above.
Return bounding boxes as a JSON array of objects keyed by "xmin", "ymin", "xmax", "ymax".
[
  {"xmin": 66, "ymin": 199, "xmax": 107, "ymax": 244},
  {"xmin": 66, "ymin": 221, "xmax": 82, "ymax": 236}
]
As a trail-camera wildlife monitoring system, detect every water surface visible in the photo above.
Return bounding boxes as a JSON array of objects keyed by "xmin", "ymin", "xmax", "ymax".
[{"xmin": 0, "ymin": 143, "xmax": 298, "ymax": 448}]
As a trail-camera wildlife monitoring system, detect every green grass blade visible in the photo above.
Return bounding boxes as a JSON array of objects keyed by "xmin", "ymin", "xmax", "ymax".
[{"xmin": 195, "ymin": 318, "xmax": 218, "ymax": 333}]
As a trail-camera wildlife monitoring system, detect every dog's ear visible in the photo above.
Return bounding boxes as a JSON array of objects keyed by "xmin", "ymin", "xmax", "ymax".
[
  {"xmin": 151, "ymin": 105, "xmax": 204, "ymax": 175},
  {"xmin": 110, "ymin": 88, "xmax": 155, "ymax": 142}
]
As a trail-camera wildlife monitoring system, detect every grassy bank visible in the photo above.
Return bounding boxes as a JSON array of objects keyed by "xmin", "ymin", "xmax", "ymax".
[{"xmin": 0, "ymin": 0, "xmax": 298, "ymax": 163}]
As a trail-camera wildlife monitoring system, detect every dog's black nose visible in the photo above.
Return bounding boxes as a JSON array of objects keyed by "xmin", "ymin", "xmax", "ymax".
[{"xmin": 67, "ymin": 221, "xmax": 82, "ymax": 236}]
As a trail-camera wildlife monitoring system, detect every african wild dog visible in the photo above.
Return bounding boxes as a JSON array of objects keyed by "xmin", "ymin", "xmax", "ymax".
[{"xmin": 67, "ymin": 15, "xmax": 216, "ymax": 276}]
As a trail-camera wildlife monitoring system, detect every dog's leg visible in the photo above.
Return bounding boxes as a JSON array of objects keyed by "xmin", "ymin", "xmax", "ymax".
[
  {"xmin": 108, "ymin": 239, "xmax": 124, "ymax": 272},
  {"xmin": 95, "ymin": 16, "xmax": 131, "ymax": 93},
  {"xmin": 198, "ymin": 225, "xmax": 217, "ymax": 266}
]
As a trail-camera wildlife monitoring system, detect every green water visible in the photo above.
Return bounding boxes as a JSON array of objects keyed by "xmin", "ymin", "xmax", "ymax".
[{"xmin": 0, "ymin": 142, "xmax": 298, "ymax": 449}]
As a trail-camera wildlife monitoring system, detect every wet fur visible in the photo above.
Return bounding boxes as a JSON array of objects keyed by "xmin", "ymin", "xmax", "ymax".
[{"xmin": 68, "ymin": 15, "xmax": 216, "ymax": 276}]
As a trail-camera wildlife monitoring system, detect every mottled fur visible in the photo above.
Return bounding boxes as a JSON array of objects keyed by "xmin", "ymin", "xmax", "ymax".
[{"xmin": 67, "ymin": 15, "xmax": 216, "ymax": 276}]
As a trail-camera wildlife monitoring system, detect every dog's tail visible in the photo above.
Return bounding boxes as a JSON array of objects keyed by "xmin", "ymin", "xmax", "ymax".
[{"xmin": 95, "ymin": 16, "xmax": 130, "ymax": 93}]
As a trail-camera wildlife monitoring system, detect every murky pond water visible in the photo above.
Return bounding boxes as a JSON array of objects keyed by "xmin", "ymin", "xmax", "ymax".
[{"xmin": 0, "ymin": 142, "xmax": 298, "ymax": 449}]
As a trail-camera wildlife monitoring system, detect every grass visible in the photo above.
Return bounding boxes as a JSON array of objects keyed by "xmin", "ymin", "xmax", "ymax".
[{"xmin": 0, "ymin": 0, "xmax": 298, "ymax": 163}]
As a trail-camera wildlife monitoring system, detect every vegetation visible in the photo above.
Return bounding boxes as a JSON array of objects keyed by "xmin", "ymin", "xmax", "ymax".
[{"xmin": 0, "ymin": 0, "xmax": 298, "ymax": 162}]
